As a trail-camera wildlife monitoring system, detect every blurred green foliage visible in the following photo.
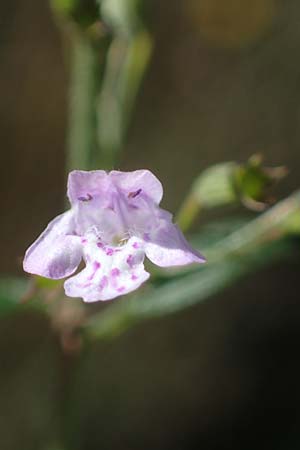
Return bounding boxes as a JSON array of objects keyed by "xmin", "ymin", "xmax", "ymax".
[
  {"xmin": 2, "ymin": 0, "xmax": 300, "ymax": 448},
  {"xmin": 0, "ymin": 277, "xmax": 28, "ymax": 315},
  {"xmin": 51, "ymin": 0, "xmax": 99, "ymax": 29},
  {"xmin": 177, "ymin": 156, "xmax": 287, "ymax": 231}
]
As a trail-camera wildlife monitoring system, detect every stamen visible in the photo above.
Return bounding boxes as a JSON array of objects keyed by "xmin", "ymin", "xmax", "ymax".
[
  {"xmin": 128, "ymin": 188, "xmax": 142, "ymax": 199},
  {"xmin": 78, "ymin": 193, "xmax": 93, "ymax": 202}
]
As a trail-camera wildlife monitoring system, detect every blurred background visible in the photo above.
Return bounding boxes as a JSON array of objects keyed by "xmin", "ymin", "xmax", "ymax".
[{"xmin": 1, "ymin": 0, "xmax": 300, "ymax": 449}]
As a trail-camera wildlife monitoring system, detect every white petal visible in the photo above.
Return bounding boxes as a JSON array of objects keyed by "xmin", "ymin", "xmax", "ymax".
[{"xmin": 64, "ymin": 235, "xmax": 149, "ymax": 302}]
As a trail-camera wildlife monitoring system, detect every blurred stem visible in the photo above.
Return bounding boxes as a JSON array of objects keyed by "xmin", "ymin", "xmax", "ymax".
[
  {"xmin": 176, "ymin": 194, "xmax": 202, "ymax": 232},
  {"xmin": 67, "ymin": 28, "xmax": 151, "ymax": 171},
  {"xmin": 97, "ymin": 30, "xmax": 152, "ymax": 164},
  {"xmin": 206, "ymin": 190, "xmax": 300, "ymax": 262},
  {"xmin": 67, "ymin": 33, "xmax": 111, "ymax": 171}
]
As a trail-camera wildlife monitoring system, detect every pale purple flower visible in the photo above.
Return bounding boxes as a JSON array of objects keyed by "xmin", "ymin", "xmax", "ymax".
[{"xmin": 23, "ymin": 170, "xmax": 205, "ymax": 302}]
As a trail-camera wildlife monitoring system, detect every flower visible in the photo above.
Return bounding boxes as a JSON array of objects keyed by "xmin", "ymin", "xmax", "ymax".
[{"xmin": 23, "ymin": 170, "xmax": 206, "ymax": 302}]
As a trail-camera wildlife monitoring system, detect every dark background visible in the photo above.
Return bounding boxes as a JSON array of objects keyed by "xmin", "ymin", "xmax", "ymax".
[{"xmin": 0, "ymin": 1, "xmax": 300, "ymax": 449}]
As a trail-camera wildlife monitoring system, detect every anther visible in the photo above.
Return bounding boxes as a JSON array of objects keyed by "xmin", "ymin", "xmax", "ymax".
[{"xmin": 128, "ymin": 189, "xmax": 142, "ymax": 199}]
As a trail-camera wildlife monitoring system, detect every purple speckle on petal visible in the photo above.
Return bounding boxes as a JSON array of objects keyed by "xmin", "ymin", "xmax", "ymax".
[
  {"xmin": 117, "ymin": 286, "xmax": 125, "ymax": 293},
  {"xmin": 132, "ymin": 242, "xmax": 140, "ymax": 249},
  {"xmin": 131, "ymin": 274, "xmax": 138, "ymax": 281},
  {"xmin": 87, "ymin": 262, "xmax": 101, "ymax": 281},
  {"xmin": 126, "ymin": 254, "xmax": 134, "ymax": 267},
  {"xmin": 78, "ymin": 193, "xmax": 93, "ymax": 202},
  {"xmin": 81, "ymin": 238, "xmax": 87, "ymax": 244},
  {"xmin": 111, "ymin": 268, "xmax": 120, "ymax": 277},
  {"xmin": 97, "ymin": 242, "xmax": 104, "ymax": 248},
  {"xmin": 99, "ymin": 276, "xmax": 108, "ymax": 290},
  {"xmin": 106, "ymin": 248, "xmax": 114, "ymax": 256}
]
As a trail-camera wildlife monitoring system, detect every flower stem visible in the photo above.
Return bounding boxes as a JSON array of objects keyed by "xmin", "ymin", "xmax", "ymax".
[
  {"xmin": 67, "ymin": 33, "xmax": 111, "ymax": 171},
  {"xmin": 96, "ymin": 29, "xmax": 153, "ymax": 165}
]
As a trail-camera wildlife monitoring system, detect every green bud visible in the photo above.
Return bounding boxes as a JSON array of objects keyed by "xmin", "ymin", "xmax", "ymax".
[
  {"xmin": 177, "ymin": 155, "xmax": 287, "ymax": 232},
  {"xmin": 234, "ymin": 154, "xmax": 287, "ymax": 211}
]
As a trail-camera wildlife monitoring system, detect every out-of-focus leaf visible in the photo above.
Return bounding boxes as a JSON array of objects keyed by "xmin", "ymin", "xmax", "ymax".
[
  {"xmin": 192, "ymin": 162, "xmax": 236, "ymax": 209},
  {"xmin": 0, "ymin": 277, "xmax": 47, "ymax": 316},
  {"xmin": 86, "ymin": 238, "xmax": 295, "ymax": 339},
  {"xmin": 0, "ymin": 277, "xmax": 29, "ymax": 315},
  {"xmin": 176, "ymin": 161, "xmax": 236, "ymax": 231}
]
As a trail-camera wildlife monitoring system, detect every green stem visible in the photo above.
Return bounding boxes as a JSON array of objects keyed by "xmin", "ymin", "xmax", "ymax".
[
  {"xmin": 67, "ymin": 33, "xmax": 110, "ymax": 171},
  {"xmin": 96, "ymin": 30, "xmax": 152, "ymax": 166},
  {"xmin": 206, "ymin": 190, "xmax": 300, "ymax": 263}
]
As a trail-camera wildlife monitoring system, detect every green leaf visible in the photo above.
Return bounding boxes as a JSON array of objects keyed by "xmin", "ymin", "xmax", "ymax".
[{"xmin": 192, "ymin": 162, "xmax": 237, "ymax": 208}]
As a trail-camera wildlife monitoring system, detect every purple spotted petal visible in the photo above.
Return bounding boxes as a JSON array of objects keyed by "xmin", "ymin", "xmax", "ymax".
[
  {"xmin": 23, "ymin": 211, "xmax": 82, "ymax": 279},
  {"xmin": 144, "ymin": 220, "xmax": 206, "ymax": 267},
  {"xmin": 109, "ymin": 169, "xmax": 163, "ymax": 204},
  {"xmin": 64, "ymin": 235, "xmax": 149, "ymax": 302}
]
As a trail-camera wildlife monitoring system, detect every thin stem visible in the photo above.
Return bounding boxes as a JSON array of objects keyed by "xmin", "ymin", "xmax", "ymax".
[
  {"xmin": 96, "ymin": 30, "xmax": 153, "ymax": 166},
  {"xmin": 206, "ymin": 190, "xmax": 300, "ymax": 263},
  {"xmin": 67, "ymin": 33, "xmax": 111, "ymax": 171}
]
